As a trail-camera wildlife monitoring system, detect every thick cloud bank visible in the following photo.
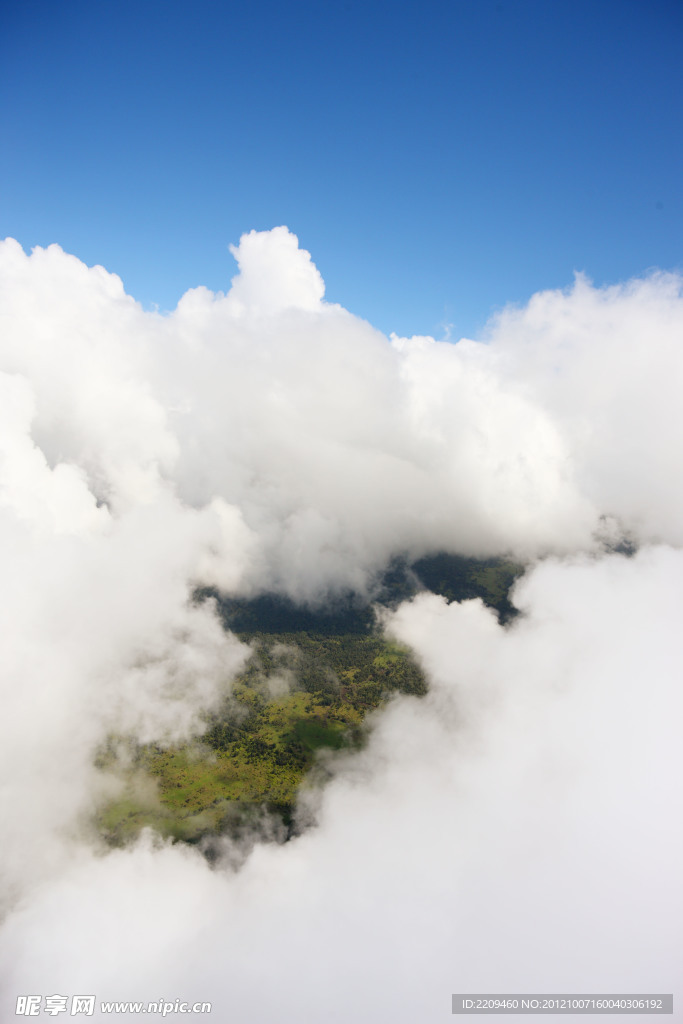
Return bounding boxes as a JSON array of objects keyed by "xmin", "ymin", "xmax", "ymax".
[
  {"xmin": 0, "ymin": 230, "xmax": 681, "ymax": 1020},
  {"xmin": 2, "ymin": 229, "xmax": 683, "ymax": 600}
]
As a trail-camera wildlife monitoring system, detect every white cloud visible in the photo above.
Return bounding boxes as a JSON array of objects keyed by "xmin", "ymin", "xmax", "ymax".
[
  {"xmin": 484, "ymin": 272, "xmax": 683, "ymax": 546},
  {"xmin": 3, "ymin": 229, "xmax": 683, "ymax": 599},
  {"xmin": 225, "ymin": 225, "xmax": 326, "ymax": 315},
  {"xmin": 1, "ymin": 550, "xmax": 680, "ymax": 1020},
  {"xmin": 0, "ymin": 229, "xmax": 681, "ymax": 1020}
]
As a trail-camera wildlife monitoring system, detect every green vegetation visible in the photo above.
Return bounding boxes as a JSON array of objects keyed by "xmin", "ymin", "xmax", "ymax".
[
  {"xmin": 95, "ymin": 633, "xmax": 426, "ymax": 848},
  {"xmin": 412, "ymin": 553, "xmax": 523, "ymax": 622},
  {"xmin": 95, "ymin": 554, "xmax": 522, "ymax": 850}
]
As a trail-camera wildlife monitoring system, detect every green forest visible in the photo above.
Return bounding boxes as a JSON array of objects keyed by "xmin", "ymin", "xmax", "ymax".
[{"xmin": 95, "ymin": 555, "xmax": 522, "ymax": 851}]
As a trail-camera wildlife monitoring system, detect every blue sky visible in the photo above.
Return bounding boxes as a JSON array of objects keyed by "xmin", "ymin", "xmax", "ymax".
[{"xmin": 1, "ymin": 0, "xmax": 680, "ymax": 338}]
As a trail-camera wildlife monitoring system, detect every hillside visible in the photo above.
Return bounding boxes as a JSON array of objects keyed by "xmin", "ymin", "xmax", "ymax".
[{"xmin": 95, "ymin": 554, "xmax": 522, "ymax": 851}]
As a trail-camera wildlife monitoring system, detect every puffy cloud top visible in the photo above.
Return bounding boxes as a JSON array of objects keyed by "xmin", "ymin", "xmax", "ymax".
[
  {"xmin": 226, "ymin": 225, "xmax": 326, "ymax": 315},
  {"xmin": 3, "ymin": 228, "xmax": 682, "ymax": 602}
]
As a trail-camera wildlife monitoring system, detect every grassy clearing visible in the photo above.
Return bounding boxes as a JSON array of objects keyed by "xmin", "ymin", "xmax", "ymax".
[
  {"xmin": 95, "ymin": 634, "xmax": 424, "ymax": 847},
  {"xmin": 95, "ymin": 555, "xmax": 521, "ymax": 848}
]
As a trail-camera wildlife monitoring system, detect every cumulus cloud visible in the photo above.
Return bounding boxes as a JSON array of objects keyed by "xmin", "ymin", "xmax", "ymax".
[
  {"xmin": 483, "ymin": 272, "xmax": 683, "ymax": 546},
  {"xmin": 0, "ymin": 228, "xmax": 681, "ymax": 1020},
  {"xmin": 3, "ymin": 229, "xmax": 683, "ymax": 599}
]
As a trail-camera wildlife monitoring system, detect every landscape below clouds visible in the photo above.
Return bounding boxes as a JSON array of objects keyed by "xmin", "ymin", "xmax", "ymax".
[{"xmin": 0, "ymin": 228, "xmax": 681, "ymax": 1021}]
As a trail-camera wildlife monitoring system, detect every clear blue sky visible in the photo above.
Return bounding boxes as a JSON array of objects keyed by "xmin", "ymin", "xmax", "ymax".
[{"xmin": 1, "ymin": 0, "xmax": 681, "ymax": 339}]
